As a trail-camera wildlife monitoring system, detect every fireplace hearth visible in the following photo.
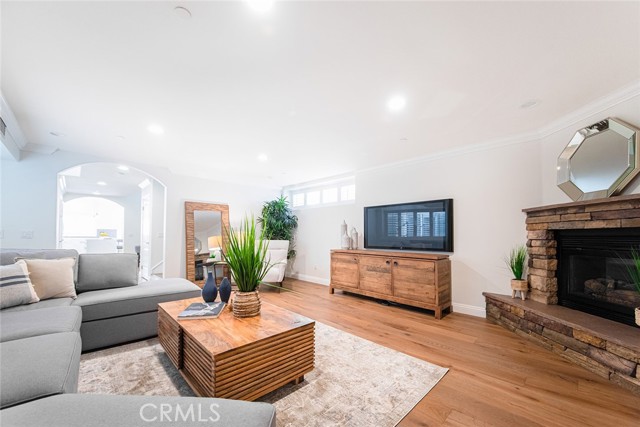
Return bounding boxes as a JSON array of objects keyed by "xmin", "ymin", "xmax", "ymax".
[{"xmin": 557, "ymin": 228, "xmax": 640, "ymax": 326}]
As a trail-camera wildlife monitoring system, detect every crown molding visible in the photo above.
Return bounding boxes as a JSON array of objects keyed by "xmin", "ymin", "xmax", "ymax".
[
  {"xmin": 354, "ymin": 80, "xmax": 640, "ymax": 178},
  {"xmin": 538, "ymin": 80, "xmax": 640, "ymax": 141}
]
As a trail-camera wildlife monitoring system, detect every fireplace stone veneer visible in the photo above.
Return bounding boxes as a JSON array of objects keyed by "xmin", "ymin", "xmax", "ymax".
[
  {"xmin": 523, "ymin": 193, "xmax": 640, "ymax": 305},
  {"xmin": 484, "ymin": 194, "xmax": 640, "ymax": 395}
]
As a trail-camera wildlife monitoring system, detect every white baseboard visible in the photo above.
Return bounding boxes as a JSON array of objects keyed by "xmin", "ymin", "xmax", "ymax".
[
  {"xmin": 452, "ymin": 303, "xmax": 486, "ymax": 318},
  {"xmin": 289, "ymin": 273, "xmax": 330, "ymax": 286}
]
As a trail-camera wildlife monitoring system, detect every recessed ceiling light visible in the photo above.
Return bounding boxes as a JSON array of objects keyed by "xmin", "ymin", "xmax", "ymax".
[
  {"xmin": 520, "ymin": 99, "xmax": 540, "ymax": 109},
  {"xmin": 97, "ymin": 181, "xmax": 107, "ymax": 186},
  {"xmin": 246, "ymin": 0, "xmax": 274, "ymax": 13},
  {"xmin": 387, "ymin": 95, "xmax": 407, "ymax": 112},
  {"xmin": 49, "ymin": 131, "xmax": 65, "ymax": 137},
  {"xmin": 117, "ymin": 165, "xmax": 129, "ymax": 171},
  {"xmin": 258, "ymin": 154, "xmax": 268, "ymax": 162},
  {"xmin": 173, "ymin": 6, "xmax": 192, "ymax": 19},
  {"xmin": 148, "ymin": 124, "xmax": 164, "ymax": 135}
]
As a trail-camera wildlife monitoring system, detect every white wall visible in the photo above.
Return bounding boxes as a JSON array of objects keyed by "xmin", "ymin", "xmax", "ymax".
[
  {"xmin": 122, "ymin": 193, "xmax": 141, "ymax": 254},
  {"xmin": 150, "ymin": 179, "xmax": 165, "ymax": 273},
  {"xmin": 290, "ymin": 140, "xmax": 542, "ymax": 316},
  {"xmin": 0, "ymin": 150, "xmax": 279, "ymax": 278}
]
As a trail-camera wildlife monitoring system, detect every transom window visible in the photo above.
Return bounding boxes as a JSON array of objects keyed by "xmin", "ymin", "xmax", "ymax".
[{"xmin": 287, "ymin": 177, "xmax": 355, "ymax": 209}]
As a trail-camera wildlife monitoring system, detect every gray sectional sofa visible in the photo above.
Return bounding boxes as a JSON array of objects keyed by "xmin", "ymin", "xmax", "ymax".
[
  {"xmin": 0, "ymin": 248, "xmax": 276, "ymax": 427},
  {"xmin": 1, "ymin": 249, "xmax": 202, "ymax": 352}
]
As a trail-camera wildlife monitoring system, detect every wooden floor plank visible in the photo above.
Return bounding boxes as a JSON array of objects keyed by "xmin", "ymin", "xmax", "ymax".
[{"xmin": 260, "ymin": 280, "xmax": 640, "ymax": 427}]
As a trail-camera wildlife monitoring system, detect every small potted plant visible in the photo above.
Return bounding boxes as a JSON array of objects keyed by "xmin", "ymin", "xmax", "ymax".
[
  {"xmin": 505, "ymin": 245, "xmax": 528, "ymax": 300},
  {"xmin": 223, "ymin": 216, "xmax": 272, "ymax": 318},
  {"xmin": 626, "ymin": 248, "xmax": 640, "ymax": 326}
]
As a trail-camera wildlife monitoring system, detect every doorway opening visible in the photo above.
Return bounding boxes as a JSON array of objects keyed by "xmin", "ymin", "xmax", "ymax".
[{"xmin": 56, "ymin": 162, "xmax": 166, "ymax": 280}]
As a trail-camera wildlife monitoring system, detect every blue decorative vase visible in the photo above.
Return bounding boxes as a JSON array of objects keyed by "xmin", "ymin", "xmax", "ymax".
[
  {"xmin": 219, "ymin": 277, "xmax": 232, "ymax": 304},
  {"xmin": 202, "ymin": 272, "xmax": 218, "ymax": 303}
]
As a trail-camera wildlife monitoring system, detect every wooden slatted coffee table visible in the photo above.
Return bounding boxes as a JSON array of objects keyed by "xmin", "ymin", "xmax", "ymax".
[{"xmin": 158, "ymin": 297, "xmax": 315, "ymax": 401}]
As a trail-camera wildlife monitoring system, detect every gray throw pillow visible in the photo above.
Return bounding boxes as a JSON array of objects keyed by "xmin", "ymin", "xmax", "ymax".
[
  {"xmin": 76, "ymin": 253, "xmax": 139, "ymax": 293},
  {"xmin": 0, "ymin": 261, "xmax": 40, "ymax": 309}
]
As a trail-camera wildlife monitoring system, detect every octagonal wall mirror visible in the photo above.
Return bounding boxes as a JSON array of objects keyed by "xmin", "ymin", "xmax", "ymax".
[{"xmin": 557, "ymin": 118, "xmax": 640, "ymax": 201}]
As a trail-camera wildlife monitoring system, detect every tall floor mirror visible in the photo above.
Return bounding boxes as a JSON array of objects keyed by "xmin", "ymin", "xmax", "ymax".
[{"xmin": 185, "ymin": 201, "xmax": 229, "ymax": 287}]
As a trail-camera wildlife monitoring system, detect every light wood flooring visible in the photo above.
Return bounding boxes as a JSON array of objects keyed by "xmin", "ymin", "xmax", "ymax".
[{"xmin": 260, "ymin": 279, "xmax": 640, "ymax": 427}]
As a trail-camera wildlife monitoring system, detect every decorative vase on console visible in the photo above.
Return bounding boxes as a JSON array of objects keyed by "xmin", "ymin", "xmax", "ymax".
[
  {"xmin": 202, "ymin": 271, "xmax": 218, "ymax": 303},
  {"xmin": 350, "ymin": 227, "xmax": 358, "ymax": 250},
  {"xmin": 341, "ymin": 230, "xmax": 351, "ymax": 250}
]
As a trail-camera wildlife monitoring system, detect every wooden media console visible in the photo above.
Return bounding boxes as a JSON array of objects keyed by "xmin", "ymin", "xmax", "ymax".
[{"xmin": 329, "ymin": 249, "xmax": 452, "ymax": 319}]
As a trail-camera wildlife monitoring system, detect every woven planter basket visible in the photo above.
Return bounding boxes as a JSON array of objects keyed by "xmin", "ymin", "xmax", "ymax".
[{"xmin": 232, "ymin": 290, "xmax": 261, "ymax": 318}]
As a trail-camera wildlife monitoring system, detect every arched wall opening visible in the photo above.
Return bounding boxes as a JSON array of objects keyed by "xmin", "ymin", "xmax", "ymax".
[{"xmin": 56, "ymin": 162, "xmax": 166, "ymax": 280}]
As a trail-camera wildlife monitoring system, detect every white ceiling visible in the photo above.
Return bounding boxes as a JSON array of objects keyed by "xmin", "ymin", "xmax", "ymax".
[
  {"xmin": 60, "ymin": 163, "xmax": 153, "ymax": 197},
  {"xmin": 2, "ymin": 1, "xmax": 640, "ymax": 188}
]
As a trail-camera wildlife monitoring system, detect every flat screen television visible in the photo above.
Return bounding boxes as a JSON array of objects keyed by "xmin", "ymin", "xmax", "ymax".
[{"xmin": 364, "ymin": 199, "xmax": 453, "ymax": 252}]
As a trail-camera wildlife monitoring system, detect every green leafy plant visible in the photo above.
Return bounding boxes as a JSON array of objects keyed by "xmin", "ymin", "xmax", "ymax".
[
  {"xmin": 626, "ymin": 247, "xmax": 640, "ymax": 295},
  {"xmin": 505, "ymin": 245, "xmax": 527, "ymax": 280},
  {"xmin": 223, "ymin": 216, "xmax": 272, "ymax": 293},
  {"xmin": 257, "ymin": 195, "xmax": 298, "ymax": 259}
]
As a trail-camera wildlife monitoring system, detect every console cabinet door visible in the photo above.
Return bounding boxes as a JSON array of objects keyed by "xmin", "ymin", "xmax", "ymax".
[
  {"xmin": 392, "ymin": 259, "xmax": 436, "ymax": 303},
  {"xmin": 331, "ymin": 253, "xmax": 359, "ymax": 289},
  {"xmin": 358, "ymin": 255, "xmax": 392, "ymax": 295}
]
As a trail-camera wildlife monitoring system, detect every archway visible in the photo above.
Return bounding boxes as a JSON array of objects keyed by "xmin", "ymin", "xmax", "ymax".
[{"xmin": 56, "ymin": 162, "xmax": 166, "ymax": 280}]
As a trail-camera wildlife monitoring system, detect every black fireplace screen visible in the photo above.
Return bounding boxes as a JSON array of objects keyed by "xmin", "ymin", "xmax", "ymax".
[{"xmin": 557, "ymin": 228, "xmax": 640, "ymax": 326}]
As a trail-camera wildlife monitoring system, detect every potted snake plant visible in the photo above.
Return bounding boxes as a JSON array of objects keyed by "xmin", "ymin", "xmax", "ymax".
[
  {"xmin": 505, "ymin": 245, "xmax": 528, "ymax": 300},
  {"xmin": 223, "ymin": 216, "xmax": 272, "ymax": 318}
]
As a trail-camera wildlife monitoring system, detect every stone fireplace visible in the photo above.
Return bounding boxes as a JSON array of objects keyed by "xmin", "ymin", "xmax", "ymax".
[
  {"xmin": 484, "ymin": 194, "xmax": 640, "ymax": 395},
  {"xmin": 523, "ymin": 194, "xmax": 640, "ymax": 323}
]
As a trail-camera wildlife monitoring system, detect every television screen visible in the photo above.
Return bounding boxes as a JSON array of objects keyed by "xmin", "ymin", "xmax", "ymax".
[{"xmin": 364, "ymin": 199, "xmax": 453, "ymax": 252}]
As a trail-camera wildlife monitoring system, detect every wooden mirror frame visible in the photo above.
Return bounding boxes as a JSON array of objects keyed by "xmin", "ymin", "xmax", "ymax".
[{"xmin": 185, "ymin": 201, "xmax": 229, "ymax": 286}]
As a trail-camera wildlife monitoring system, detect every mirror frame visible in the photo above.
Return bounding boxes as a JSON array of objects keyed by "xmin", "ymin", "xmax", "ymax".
[
  {"xmin": 557, "ymin": 117, "xmax": 640, "ymax": 201},
  {"xmin": 185, "ymin": 201, "xmax": 229, "ymax": 286}
]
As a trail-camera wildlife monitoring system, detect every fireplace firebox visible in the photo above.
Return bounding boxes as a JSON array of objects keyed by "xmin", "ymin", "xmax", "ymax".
[{"xmin": 557, "ymin": 228, "xmax": 640, "ymax": 326}]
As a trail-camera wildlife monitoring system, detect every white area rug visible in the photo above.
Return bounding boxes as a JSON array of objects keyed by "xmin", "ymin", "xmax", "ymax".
[{"xmin": 79, "ymin": 322, "xmax": 448, "ymax": 426}]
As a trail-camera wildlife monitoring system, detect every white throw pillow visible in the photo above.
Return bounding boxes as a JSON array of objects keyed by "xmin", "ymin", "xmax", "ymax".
[{"xmin": 20, "ymin": 258, "xmax": 77, "ymax": 300}]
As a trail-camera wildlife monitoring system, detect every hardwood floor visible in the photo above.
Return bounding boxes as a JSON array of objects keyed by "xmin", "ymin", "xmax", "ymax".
[{"xmin": 260, "ymin": 279, "xmax": 640, "ymax": 427}]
